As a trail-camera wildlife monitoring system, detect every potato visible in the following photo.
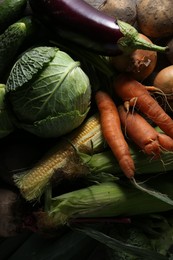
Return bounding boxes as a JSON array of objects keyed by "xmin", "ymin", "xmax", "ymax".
[
  {"xmin": 83, "ymin": 0, "xmax": 104, "ymax": 9},
  {"xmin": 84, "ymin": 0, "xmax": 137, "ymax": 25},
  {"xmin": 137, "ymin": 0, "xmax": 173, "ymax": 38}
]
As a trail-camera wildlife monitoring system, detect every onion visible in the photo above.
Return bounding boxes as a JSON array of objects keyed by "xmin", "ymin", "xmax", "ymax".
[
  {"xmin": 153, "ymin": 65, "xmax": 173, "ymax": 111},
  {"xmin": 154, "ymin": 65, "xmax": 173, "ymax": 96},
  {"xmin": 110, "ymin": 34, "xmax": 157, "ymax": 81}
]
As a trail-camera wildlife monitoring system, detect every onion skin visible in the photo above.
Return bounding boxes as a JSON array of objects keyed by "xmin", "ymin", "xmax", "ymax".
[
  {"xmin": 153, "ymin": 65, "xmax": 173, "ymax": 111},
  {"xmin": 110, "ymin": 34, "xmax": 157, "ymax": 81},
  {"xmin": 29, "ymin": 0, "xmax": 124, "ymax": 56},
  {"xmin": 154, "ymin": 65, "xmax": 173, "ymax": 96}
]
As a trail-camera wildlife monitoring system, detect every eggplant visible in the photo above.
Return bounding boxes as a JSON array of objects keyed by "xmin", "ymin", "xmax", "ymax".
[{"xmin": 29, "ymin": 0, "xmax": 167, "ymax": 56}]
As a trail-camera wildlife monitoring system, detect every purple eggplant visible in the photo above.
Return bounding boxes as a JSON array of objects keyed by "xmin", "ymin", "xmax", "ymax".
[{"xmin": 29, "ymin": 0, "xmax": 167, "ymax": 56}]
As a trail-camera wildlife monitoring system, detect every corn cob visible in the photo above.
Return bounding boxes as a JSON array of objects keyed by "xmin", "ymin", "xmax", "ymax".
[
  {"xmin": 14, "ymin": 114, "xmax": 104, "ymax": 201},
  {"xmin": 43, "ymin": 174, "xmax": 173, "ymax": 228}
]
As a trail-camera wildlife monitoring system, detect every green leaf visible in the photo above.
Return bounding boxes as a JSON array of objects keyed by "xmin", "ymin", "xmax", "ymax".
[
  {"xmin": 131, "ymin": 177, "xmax": 173, "ymax": 206},
  {"xmin": 6, "ymin": 46, "xmax": 91, "ymax": 137},
  {"xmin": 76, "ymin": 226, "xmax": 168, "ymax": 260},
  {"xmin": 7, "ymin": 50, "xmax": 89, "ymax": 121},
  {"xmin": 6, "ymin": 46, "xmax": 57, "ymax": 91},
  {"xmin": 19, "ymin": 108, "xmax": 90, "ymax": 138}
]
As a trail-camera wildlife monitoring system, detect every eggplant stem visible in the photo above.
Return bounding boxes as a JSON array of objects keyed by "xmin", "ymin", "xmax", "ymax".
[{"xmin": 117, "ymin": 20, "xmax": 168, "ymax": 54}]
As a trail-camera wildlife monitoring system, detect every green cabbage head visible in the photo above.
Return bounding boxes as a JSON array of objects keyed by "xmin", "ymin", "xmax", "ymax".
[{"xmin": 5, "ymin": 46, "xmax": 91, "ymax": 138}]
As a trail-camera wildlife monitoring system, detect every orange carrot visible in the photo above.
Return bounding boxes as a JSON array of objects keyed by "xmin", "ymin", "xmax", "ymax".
[
  {"xmin": 158, "ymin": 134, "xmax": 173, "ymax": 152},
  {"xmin": 95, "ymin": 90, "xmax": 135, "ymax": 178},
  {"xmin": 118, "ymin": 105, "xmax": 173, "ymax": 158},
  {"xmin": 113, "ymin": 74, "xmax": 173, "ymax": 139}
]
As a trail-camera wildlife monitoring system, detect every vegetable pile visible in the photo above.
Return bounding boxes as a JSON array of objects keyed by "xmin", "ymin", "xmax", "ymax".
[{"xmin": 1, "ymin": 0, "xmax": 173, "ymax": 259}]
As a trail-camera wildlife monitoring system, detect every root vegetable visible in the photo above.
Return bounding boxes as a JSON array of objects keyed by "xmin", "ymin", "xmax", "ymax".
[
  {"xmin": 153, "ymin": 65, "xmax": 173, "ymax": 110},
  {"xmin": 118, "ymin": 105, "xmax": 173, "ymax": 158},
  {"xmin": 113, "ymin": 74, "xmax": 173, "ymax": 139},
  {"xmin": 153, "ymin": 65, "xmax": 173, "ymax": 96},
  {"xmin": 83, "ymin": 0, "xmax": 104, "ymax": 9},
  {"xmin": 137, "ymin": 0, "xmax": 173, "ymax": 38},
  {"xmin": 110, "ymin": 33, "xmax": 157, "ymax": 81},
  {"xmin": 98, "ymin": 0, "xmax": 137, "ymax": 25},
  {"xmin": 158, "ymin": 133, "xmax": 173, "ymax": 152},
  {"xmin": 95, "ymin": 90, "xmax": 135, "ymax": 178}
]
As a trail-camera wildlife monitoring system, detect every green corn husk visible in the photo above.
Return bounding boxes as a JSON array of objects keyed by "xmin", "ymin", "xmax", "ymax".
[
  {"xmin": 42, "ymin": 174, "xmax": 173, "ymax": 229},
  {"xmin": 79, "ymin": 145, "xmax": 173, "ymax": 177},
  {"xmin": 13, "ymin": 114, "xmax": 104, "ymax": 201},
  {"xmin": 13, "ymin": 112, "xmax": 173, "ymax": 202}
]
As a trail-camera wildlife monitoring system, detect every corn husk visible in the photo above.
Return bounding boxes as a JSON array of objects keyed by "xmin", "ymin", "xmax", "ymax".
[
  {"xmin": 43, "ymin": 174, "xmax": 173, "ymax": 228},
  {"xmin": 13, "ymin": 113, "xmax": 104, "ymax": 201},
  {"xmin": 80, "ymin": 146, "xmax": 173, "ymax": 177},
  {"xmin": 14, "ymin": 110, "xmax": 173, "ymax": 202}
]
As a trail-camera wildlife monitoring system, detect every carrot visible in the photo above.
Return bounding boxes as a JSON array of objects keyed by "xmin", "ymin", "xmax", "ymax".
[
  {"xmin": 95, "ymin": 90, "xmax": 135, "ymax": 178},
  {"xmin": 113, "ymin": 74, "xmax": 173, "ymax": 139},
  {"xmin": 118, "ymin": 105, "xmax": 173, "ymax": 158},
  {"xmin": 158, "ymin": 134, "xmax": 173, "ymax": 152}
]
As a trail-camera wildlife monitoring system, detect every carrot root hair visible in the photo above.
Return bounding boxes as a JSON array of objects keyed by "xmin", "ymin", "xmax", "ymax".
[{"xmin": 113, "ymin": 74, "xmax": 173, "ymax": 139}]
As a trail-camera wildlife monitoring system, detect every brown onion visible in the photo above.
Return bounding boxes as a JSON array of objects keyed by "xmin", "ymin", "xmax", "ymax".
[
  {"xmin": 110, "ymin": 33, "xmax": 157, "ymax": 81},
  {"xmin": 153, "ymin": 65, "xmax": 173, "ymax": 111},
  {"xmin": 154, "ymin": 65, "xmax": 173, "ymax": 96}
]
